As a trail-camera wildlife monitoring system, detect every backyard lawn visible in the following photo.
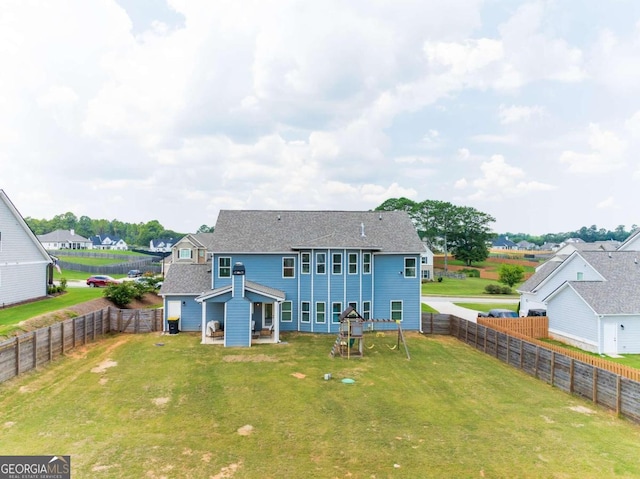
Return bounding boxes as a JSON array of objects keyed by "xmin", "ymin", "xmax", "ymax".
[
  {"xmin": 1, "ymin": 332, "xmax": 639, "ymax": 478},
  {"xmin": 422, "ymin": 276, "xmax": 520, "ymax": 297}
]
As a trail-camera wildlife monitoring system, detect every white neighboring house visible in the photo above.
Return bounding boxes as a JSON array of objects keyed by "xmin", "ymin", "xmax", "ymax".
[
  {"xmin": 518, "ymin": 248, "xmax": 640, "ymax": 354},
  {"xmin": 150, "ymin": 238, "xmax": 175, "ymax": 252},
  {"xmin": 90, "ymin": 235, "xmax": 128, "ymax": 250},
  {"xmin": 421, "ymin": 242, "xmax": 434, "ymax": 281},
  {"xmin": 0, "ymin": 190, "xmax": 53, "ymax": 306},
  {"xmin": 38, "ymin": 229, "xmax": 93, "ymax": 250}
]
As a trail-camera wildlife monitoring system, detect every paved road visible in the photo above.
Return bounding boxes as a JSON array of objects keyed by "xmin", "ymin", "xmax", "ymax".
[{"xmin": 421, "ymin": 296, "xmax": 519, "ymax": 322}]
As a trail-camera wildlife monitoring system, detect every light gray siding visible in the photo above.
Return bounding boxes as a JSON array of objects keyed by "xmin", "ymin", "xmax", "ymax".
[
  {"xmin": 548, "ymin": 286, "xmax": 598, "ymax": 352},
  {"xmin": 0, "ymin": 193, "xmax": 50, "ymax": 306}
]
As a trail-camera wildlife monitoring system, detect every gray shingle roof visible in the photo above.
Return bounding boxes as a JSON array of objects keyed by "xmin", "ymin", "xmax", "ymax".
[
  {"xmin": 159, "ymin": 263, "xmax": 212, "ymax": 295},
  {"xmin": 207, "ymin": 210, "xmax": 424, "ymax": 253},
  {"xmin": 38, "ymin": 229, "xmax": 90, "ymax": 242},
  {"xmin": 550, "ymin": 251, "xmax": 640, "ymax": 314},
  {"xmin": 518, "ymin": 260, "xmax": 563, "ymax": 293}
]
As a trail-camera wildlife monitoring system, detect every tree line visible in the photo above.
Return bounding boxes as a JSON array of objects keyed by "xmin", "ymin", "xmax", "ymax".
[
  {"xmin": 24, "ymin": 211, "xmax": 215, "ymax": 248},
  {"xmin": 374, "ymin": 197, "xmax": 636, "ymax": 266}
]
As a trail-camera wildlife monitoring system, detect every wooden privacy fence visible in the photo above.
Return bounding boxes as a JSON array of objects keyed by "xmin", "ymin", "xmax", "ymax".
[
  {"xmin": 478, "ymin": 316, "xmax": 549, "ymax": 339},
  {"xmin": 451, "ymin": 316, "xmax": 640, "ymax": 424},
  {"xmin": 0, "ymin": 307, "xmax": 163, "ymax": 384}
]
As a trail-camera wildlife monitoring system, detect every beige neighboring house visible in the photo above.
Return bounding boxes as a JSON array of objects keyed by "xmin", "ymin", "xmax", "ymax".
[
  {"xmin": 0, "ymin": 189, "xmax": 53, "ymax": 306},
  {"xmin": 37, "ymin": 229, "xmax": 93, "ymax": 250}
]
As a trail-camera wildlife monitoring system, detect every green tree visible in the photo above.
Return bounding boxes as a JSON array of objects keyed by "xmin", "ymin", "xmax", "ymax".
[
  {"xmin": 498, "ymin": 264, "xmax": 525, "ymax": 288},
  {"xmin": 197, "ymin": 224, "xmax": 215, "ymax": 233}
]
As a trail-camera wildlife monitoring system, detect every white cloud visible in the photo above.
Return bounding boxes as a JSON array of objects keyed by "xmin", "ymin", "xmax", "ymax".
[
  {"xmin": 559, "ymin": 123, "xmax": 626, "ymax": 174},
  {"xmin": 454, "ymin": 178, "xmax": 468, "ymax": 189},
  {"xmin": 498, "ymin": 104, "xmax": 544, "ymax": 124},
  {"xmin": 471, "ymin": 134, "xmax": 517, "ymax": 144},
  {"xmin": 467, "ymin": 155, "xmax": 555, "ymax": 201},
  {"xmin": 596, "ymin": 196, "xmax": 617, "ymax": 210}
]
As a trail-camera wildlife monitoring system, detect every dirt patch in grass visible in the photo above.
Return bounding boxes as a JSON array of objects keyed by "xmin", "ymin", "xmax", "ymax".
[
  {"xmin": 569, "ymin": 405, "xmax": 595, "ymax": 415},
  {"xmin": 91, "ymin": 359, "xmax": 118, "ymax": 374},
  {"xmin": 212, "ymin": 462, "xmax": 242, "ymax": 478},
  {"xmin": 222, "ymin": 354, "xmax": 278, "ymax": 363}
]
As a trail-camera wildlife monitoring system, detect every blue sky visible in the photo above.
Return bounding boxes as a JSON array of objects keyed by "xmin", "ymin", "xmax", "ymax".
[{"xmin": 2, "ymin": 0, "xmax": 640, "ymax": 235}]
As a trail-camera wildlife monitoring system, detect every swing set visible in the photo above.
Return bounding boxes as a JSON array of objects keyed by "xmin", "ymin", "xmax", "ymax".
[{"xmin": 329, "ymin": 306, "xmax": 410, "ymax": 360}]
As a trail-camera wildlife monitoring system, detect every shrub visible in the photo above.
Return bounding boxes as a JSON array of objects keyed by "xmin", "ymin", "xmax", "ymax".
[
  {"xmin": 104, "ymin": 282, "xmax": 136, "ymax": 308},
  {"xmin": 484, "ymin": 284, "xmax": 513, "ymax": 295},
  {"xmin": 459, "ymin": 268, "xmax": 480, "ymax": 278},
  {"xmin": 437, "ymin": 276, "xmax": 443, "ymax": 282}
]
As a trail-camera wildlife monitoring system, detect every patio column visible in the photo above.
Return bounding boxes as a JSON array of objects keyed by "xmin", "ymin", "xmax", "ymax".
[{"xmin": 201, "ymin": 301, "xmax": 207, "ymax": 344}]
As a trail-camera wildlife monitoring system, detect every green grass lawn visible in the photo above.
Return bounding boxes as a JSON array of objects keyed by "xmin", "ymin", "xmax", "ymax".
[
  {"xmin": 421, "ymin": 302, "xmax": 438, "ymax": 313},
  {"xmin": 1, "ymin": 332, "xmax": 639, "ymax": 478},
  {"xmin": 422, "ymin": 277, "xmax": 520, "ymax": 297},
  {"xmin": 454, "ymin": 303, "xmax": 518, "ymax": 313},
  {"xmin": 0, "ymin": 288, "xmax": 105, "ymax": 337}
]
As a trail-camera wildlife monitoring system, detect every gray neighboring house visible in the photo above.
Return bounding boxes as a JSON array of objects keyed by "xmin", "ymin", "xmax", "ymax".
[
  {"xmin": 38, "ymin": 229, "xmax": 92, "ymax": 250},
  {"xmin": 0, "ymin": 190, "xmax": 53, "ymax": 306}
]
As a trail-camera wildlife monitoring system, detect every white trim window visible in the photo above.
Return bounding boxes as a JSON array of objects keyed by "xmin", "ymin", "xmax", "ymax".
[
  {"xmin": 363, "ymin": 253, "xmax": 371, "ymax": 274},
  {"xmin": 283, "ymin": 257, "xmax": 295, "ymax": 278},
  {"xmin": 404, "ymin": 257, "xmax": 417, "ymax": 278},
  {"xmin": 219, "ymin": 257, "xmax": 231, "ymax": 277},
  {"xmin": 316, "ymin": 253, "xmax": 326, "ymax": 275},
  {"xmin": 348, "ymin": 301, "xmax": 357, "ymax": 312},
  {"xmin": 391, "ymin": 300, "xmax": 403, "ymax": 321},
  {"xmin": 332, "ymin": 253, "xmax": 342, "ymax": 274},
  {"xmin": 179, "ymin": 248, "xmax": 192, "ymax": 259},
  {"xmin": 301, "ymin": 252, "xmax": 311, "ymax": 274},
  {"xmin": 316, "ymin": 302, "xmax": 326, "ymax": 323},
  {"xmin": 301, "ymin": 301, "xmax": 310, "ymax": 323},
  {"xmin": 332, "ymin": 302, "xmax": 342, "ymax": 323},
  {"xmin": 362, "ymin": 301, "xmax": 371, "ymax": 320},
  {"xmin": 348, "ymin": 253, "xmax": 358, "ymax": 274},
  {"xmin": 281, "ymin": 301, "xmax": 293, "ymax": 322}
]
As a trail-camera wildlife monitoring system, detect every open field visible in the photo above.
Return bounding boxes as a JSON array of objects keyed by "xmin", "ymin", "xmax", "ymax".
[
  {"xmin": 454, "ymin": 303, "xmax": 518, "ymax": 313},
  {"xmin": 422, "ymin": 277, "xmax": 519, "ymax": 297},
  {"xmin": 1, "ymin": 332, "xmax": 639, "ymax": 478}
]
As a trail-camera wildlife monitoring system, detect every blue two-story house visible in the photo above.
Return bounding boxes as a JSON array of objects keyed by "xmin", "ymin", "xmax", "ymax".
[{"xmin": 159, "ymin": 210, "xmax": 425, "ymax": 347}]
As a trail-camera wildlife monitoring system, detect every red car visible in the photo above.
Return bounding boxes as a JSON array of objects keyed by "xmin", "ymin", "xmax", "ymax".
[{"xmin": 86, "ymin": 275, "xmax": 119, "ymax": 287}]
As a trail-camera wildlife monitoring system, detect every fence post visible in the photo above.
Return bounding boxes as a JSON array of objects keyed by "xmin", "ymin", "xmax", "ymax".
[
  {"xmin": 15, "ymin": 337, "xmax": 20, "ymax": 377},
  {"xmin": 570, "ymin": 359, "xmax": 575, "ymax": 393},
  {"xmin": 593, "ymin": 367, "xmax": 598, "ymax": 403},
  {"xmin": 48, "ymin": 326, "xmax": 53, "ymax": 362},
  {"xmin": 92, "ymin": 312, "xmax": 96, "ymax": 342},
  {"xmin": 519, "ymin": 341, "xmax": 523, "ymax": 369},
  {"xmin": 495, "ymin": 330, "xmax": 499, "ymax": 358},
  {"xmin": 72, "ymin": 318, "xmax": 76, "ymax": 349},
  {"xmin": 507, "ymin": 336, "xmax": 510, "ymax": 365},
  {"xmin": 616, "ymin": 376, "xmax": 622, "ymax": 416},
  {"xmin": 84, "ymin": 315, "xmax": 88, "ymax": 345},
  {"xmin": 32, "ymin": 331, "xmax": 37, "ymax": 371},
  {"xmin": 61, "ymin": 322, "xmax": 65, "ymax": 355},
  {"xmin": 534, "ymin": 346, "xmax": 539, "ymax": 378},
  {"xmin": 550, "ymin": 351, "xmax": 555, "ymax": 386}
]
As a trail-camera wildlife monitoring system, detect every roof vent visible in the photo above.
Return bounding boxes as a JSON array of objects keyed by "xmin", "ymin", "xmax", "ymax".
[
  {"xmin": 277, "ymin": 214, "xmax": 281, "ymax": 221},
  {"xmin": 609, "ymin": 252, "xmax": 612, "ymax": 258},
  {"xmin": 379, "ymin": 213, "xmax": 382, "ymax": 220},
  {"xmin": 360, "ymin": 222, "xmax": 366, "ymax": 238},
  {"xmin": 635, "ymin": 258, "xmax": 638, "ymax": 265},
  {"xmin": 232, "ymin": 262, "xmax": 246, "ymax": 275}
]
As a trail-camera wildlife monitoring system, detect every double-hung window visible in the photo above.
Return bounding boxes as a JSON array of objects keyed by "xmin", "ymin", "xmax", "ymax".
[
  {"xmin": 362, "ymin": 301, "xmax": 371, "ymax": 320},
  {"xmin": 404, "ymin": 257, "xmax": 417, "ymax": 278},
  {"xmin": 363, "ymin": 253, "xmax": 371, "ymax": 274},
  {"xmin": 219, "ymin": 257, "xmax": 231, "ymax": 277},
  {"xmin": 332, "ymin": 253, "xmax": 342, "ymax": 274},
  {"xmin": 316, "ymin": 302, "xmax": 326, "ymax": 323},
  {"xmin": 391, "ymin": 300, "xmax": 403, "ymax": 321},
  {"xmin": 283, "ymin": 257, "xmax": 295, "ymax": 278},
  {"xmin": 301, "ymin": 252, "xmax": 310, "ymax": 274},
  {"xmin": 348, "ymin": 253, "xmax": 358, "ymax": 274},
  {"xmin": 179, "ymin": 248, "xmax": 192, "ymax": 260},
  {"xmin": 301, "ymin": 302, "xmax": 310, "ymax": 323},
  {"xmin": 281, "ymin": 301, "xmax": 292, "ymax": 322},
  {"xmin": 316, "ymin": 253, "xmax": 326, "ymax": 274},
  {"xmin": 332, "ymin": 302, "xmax": 342, "ymax": 323}
]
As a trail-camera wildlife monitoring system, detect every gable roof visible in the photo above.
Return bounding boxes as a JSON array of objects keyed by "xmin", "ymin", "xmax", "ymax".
[
  {"xmin": 207, "ymin": 210, "xmax": 424, "ymax": 253},
  {"xmin": 0, "ymin": 190, "xmax": 51, "ymax": 261},
  {"xmin": 617, "ymin": 228, "xmax": 640, "ymax": 251},
  {"xmin": 544, "ymin": 251, "xmax": 640, "ymax": 314},
  {"xmin": 517, "ymin": 259, "xmax": 563, "ymax": 293},
  {"xmin": 492, "ymin": 236, "xmax": 517, "ymax": 248}
]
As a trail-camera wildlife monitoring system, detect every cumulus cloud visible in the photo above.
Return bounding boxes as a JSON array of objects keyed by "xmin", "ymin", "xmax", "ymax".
[
  {"xmin": 498, "ymin": 104, "xmax": 545, "ymax": 124},
  {"xmin": 466, "ymin": 155, "xmax": 555, "ymax": 201},
  {"xmin": 559, "ymin": 123, "xmax": 626, "ymax": 174}
]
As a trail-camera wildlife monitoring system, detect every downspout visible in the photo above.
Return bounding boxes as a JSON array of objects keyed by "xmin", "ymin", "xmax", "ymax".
[{"xmin": 201, "ymin": 301, "xmax": 207, "ymax": 344}]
